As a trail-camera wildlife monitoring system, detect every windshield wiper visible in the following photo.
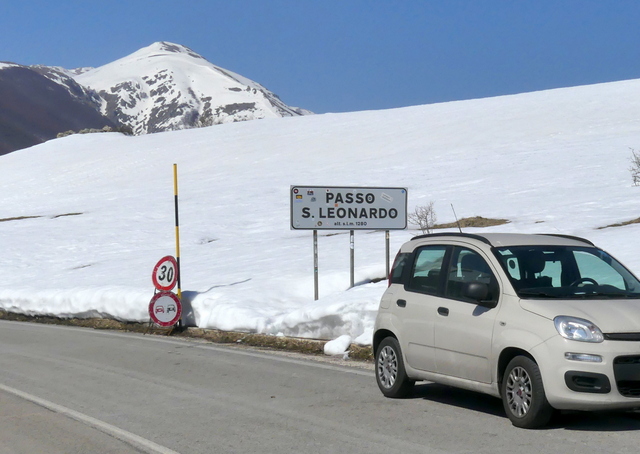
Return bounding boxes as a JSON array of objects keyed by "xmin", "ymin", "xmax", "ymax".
[
  {"xmin": 518, "ymin": 290, "xmax": 561, "ymax": 298},
  {"xmin": 564, "ymin": 290, "xmax": 640, "ymax": 299},
  {"xmin": 519, "ymin": 288, "xmax": 640, "ymax": 299},
  {"xmin": 591, "ymin": 292, "xmax": 640, "ymax": 299}
]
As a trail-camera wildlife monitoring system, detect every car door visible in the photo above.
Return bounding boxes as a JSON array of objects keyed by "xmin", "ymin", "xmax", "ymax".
[
  {"xmin": 397, "ymin": 245, "xmax": 449, "ymax": 372},
  {"xmin": 433, "ymin": 246, "xmax": 500, "ymax": 384}
]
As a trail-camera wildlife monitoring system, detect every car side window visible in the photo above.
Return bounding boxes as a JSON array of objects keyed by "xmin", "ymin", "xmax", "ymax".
[
  {"xmin": 389, "ymin": 253, "xmax": 410, "ymax": 285},
  {"xmin": 406, "ymin": 246, "xmax": 447, "ymax": 295},
  {"xmin": 445, "ymin": 247, "xmax": 498, "ymax": 303}
]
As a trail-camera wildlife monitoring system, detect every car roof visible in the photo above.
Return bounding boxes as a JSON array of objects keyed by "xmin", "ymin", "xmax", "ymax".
[{"xmin": 409, "ymin": 232, "xmax": 595, "ymax": 248}]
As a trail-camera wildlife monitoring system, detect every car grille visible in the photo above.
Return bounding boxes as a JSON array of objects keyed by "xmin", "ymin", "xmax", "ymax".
[
  {"xmin": 604, "ymin": 333, "xmax": 640, "ymax": 341},
  {"xmin": 613, "ymin": 356, "xmax": 640, "ymax": 397}
]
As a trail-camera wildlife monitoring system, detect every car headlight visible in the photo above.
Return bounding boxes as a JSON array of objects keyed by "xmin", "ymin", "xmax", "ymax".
[{"xmin": 554, "ymin": 316, "xmax": 604, "ymax": 343}]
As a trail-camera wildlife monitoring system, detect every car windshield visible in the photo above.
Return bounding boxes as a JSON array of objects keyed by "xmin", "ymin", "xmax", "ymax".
[{"xmin": 494, "ymin": 245, "xmax": 640, "ymax": 299}]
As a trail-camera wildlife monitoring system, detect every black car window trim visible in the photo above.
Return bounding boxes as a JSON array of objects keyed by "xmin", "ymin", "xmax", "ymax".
[
  {"xmin": 405, "ymin": 245, "xmax": 451, "ymax": 296},
  {"xmin": 443, "ymin": 246, "xmax": 500, "ymax": 305},
  {"xmin": 389, "ymin": 252, "xmax": 411, "ymax": 285}
]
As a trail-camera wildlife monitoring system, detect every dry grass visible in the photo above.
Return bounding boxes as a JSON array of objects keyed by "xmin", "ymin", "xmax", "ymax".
[
  {"xmin": 597, "ymin": 217, "xmax": 640, "ymax": 230},
  {"xmin": 0, "ymin": 311, "xmax": 374, "ymax": 362},
  {"xmin": 0, "ymin": 215, "xmax": 43, "ymax": 222},
  {"xmin": 52, "ymin": 212, "xmax": 83, "ymax": 218},
  {"xmin": 0, "ymin": 212, "xmax": 82, "ymax": 222},
  {"xmin": 434, "ymin": 216, "xmax": 510, "ymax": 229}
]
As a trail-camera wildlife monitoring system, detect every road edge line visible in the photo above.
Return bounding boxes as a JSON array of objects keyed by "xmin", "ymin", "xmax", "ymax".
[{"xmin": 0, "ymin": 382, "xmax": 181, "ymax": 454}]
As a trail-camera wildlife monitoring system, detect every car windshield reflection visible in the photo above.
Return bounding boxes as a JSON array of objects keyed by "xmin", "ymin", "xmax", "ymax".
[{"xmin": 494, "ymin": 245, "xmax": 640, "ymax": 299}]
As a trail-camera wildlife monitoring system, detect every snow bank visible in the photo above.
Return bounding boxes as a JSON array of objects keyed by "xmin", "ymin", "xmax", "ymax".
[{"xmin": 2, "ymin": 78, "xmax": 640, "ymax": 346}]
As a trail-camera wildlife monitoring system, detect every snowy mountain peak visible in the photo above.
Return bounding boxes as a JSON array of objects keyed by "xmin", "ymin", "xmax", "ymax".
[
  {"xmin": 135, "ymin": 41, "xmax": 207, "ymax": 60},
  {"xmin": 0, "ymin": 42, "xmax": 311, "ymax": 154},
  {"xmin": 74, "ymin": 42, "xmax": 310, "ymax": 135}
]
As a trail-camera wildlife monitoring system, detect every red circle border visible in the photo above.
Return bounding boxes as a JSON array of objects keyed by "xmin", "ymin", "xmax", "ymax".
[
  {"xmin": 148, "ymin": 291, "xmax": 182, "ymax": 327},
  {"xmin": 152, "ymin": 256, "xmax": 178, "ymax": 291}
]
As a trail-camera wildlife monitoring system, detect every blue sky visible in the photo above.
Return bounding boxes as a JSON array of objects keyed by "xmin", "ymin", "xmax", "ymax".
[{"xmin": 3, "ymin": 1, "xmax": 640, "ymax": 114}]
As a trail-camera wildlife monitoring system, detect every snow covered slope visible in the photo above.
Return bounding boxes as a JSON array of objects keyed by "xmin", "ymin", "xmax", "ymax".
[
  {"xmin": 1, "ymin": 78, "xmax": 640, "ymax": 345},
  {"xmin": 75, "ymin": 42, "xmax": 310, "ymax": 135}
]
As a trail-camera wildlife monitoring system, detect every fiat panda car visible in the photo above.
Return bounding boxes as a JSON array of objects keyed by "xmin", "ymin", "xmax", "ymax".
[{"xmin": 373, "ymin": 233, "xmax": 640, "ymax": 428}]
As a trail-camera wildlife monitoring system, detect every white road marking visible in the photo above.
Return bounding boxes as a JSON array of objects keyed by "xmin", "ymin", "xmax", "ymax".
[{"xmin": 0, "ymin": 382, "xmax": 181, "ymax": 454}]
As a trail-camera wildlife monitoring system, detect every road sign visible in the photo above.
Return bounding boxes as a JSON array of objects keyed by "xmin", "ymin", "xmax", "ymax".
[
  {"xmin": 148, "ymin": 292, "xmax": 182, "ymax": 327},
  {"xmin": 291, "ymin": 186, "xmax": 408, "ymax": 230},
  {"xmin": 152, "ymin": 256, "xmax": 178, "ymax": 291}
]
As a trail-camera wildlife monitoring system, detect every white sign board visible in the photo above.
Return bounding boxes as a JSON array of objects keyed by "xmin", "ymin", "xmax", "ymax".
[{"xmin": 291, "ymin": 186, "xmax": 407, "ymax": 230}]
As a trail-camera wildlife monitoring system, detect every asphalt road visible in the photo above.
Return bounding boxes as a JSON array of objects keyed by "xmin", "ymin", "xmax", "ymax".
[{"xmin": 1, "ymin": 320, "xmax": 640, "ymax": 454}]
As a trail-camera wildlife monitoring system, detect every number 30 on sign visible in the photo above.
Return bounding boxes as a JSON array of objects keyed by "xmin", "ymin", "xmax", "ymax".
[{"xmin": 152, "ymin": 256, "xmax": 178, "ymax": 291}]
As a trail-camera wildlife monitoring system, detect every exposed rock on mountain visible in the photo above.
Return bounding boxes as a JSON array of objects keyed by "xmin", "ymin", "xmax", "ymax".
[
  {"xmin": 0, "ymin": 42, "xmax": 310, "ymax": 154},
  {"xmin": 0, "ymin": 63, "xmax": 115, "ymax": 155},
  {"xmin": 75, "ymin": 42, "xmax": 310, "ymax": 135}
]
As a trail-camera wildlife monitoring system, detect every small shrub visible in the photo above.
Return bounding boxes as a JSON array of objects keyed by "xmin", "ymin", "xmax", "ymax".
[
  {"xmin": 408, "ymin": 201, "xmax": 437, "ymax": 234},
  {"xmin": 56, "ymin": 124, "xmax": 133, "ymax": 138},
  {"xmin": 115, "ymin": 124, "xmax": 134, "ymax": 136},
  {"xmin": 630, "ymin": 148, "xmax": 640, "ymax": 186}
]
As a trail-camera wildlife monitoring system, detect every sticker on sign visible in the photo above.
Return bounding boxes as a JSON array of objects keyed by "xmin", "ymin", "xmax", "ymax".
[{"xmin": 291, "ymin": 186, "xmax": 407, "ymax": 230}]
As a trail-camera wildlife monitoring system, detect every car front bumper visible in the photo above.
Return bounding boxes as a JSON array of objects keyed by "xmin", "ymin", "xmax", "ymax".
[{"xmin": 532, "ymin": 336, "xmax": 640, "ymax": 411}]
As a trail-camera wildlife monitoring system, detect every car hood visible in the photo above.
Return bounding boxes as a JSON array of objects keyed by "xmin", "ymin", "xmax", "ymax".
[{"xmin": 520, "ymin": 298, "xmax": 640, "ymax": 332}]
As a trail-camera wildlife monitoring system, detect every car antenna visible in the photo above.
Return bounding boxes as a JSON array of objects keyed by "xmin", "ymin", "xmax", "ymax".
[{"xmin": 451, "ymin": 204, "xmax": 463, "ymax": 233}]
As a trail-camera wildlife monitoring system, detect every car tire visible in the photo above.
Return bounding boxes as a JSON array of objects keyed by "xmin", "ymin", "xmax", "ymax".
[
  {"xmin": 501, "ymin": 356, "xmax": 554, "ymax": 429},
  {"xmin": 375, "ymin": 337, "xmax": 414, "ymax": 398}
]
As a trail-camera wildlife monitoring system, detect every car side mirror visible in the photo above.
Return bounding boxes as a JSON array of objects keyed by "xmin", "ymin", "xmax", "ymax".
[{"xmin": 463, "ymin": 282, "xmax": 496, "ymax": 308}]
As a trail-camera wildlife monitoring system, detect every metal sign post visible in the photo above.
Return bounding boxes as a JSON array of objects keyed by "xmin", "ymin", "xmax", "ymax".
[
  {"xmin": 350, "ymin": 230, "xmax": 355, "ymax": 288},
  {"xmin": 313, "ymin": 230, "xmax": 319, "ymax": 300},
  {"xmin": 145, "ymin": 165, "xmax": 185, "ymax": 331},
  {"xmin": 173, "ymin": 164, "xmax": 182, "ymax": 304},
  {"xmin": 385, "ymin": 230, "xmax": 390, "ymax": 278},
  {"xmin": 291, "ymin": 186, "xmax": 407, "ymax": 299}
]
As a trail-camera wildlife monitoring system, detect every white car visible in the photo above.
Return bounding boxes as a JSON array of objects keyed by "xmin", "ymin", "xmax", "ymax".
[{"xmin": 373, "ymin": 233, "xmax": 640, "ymax": 428}]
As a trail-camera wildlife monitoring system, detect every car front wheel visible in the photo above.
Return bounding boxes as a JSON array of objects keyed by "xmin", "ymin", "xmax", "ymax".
[
  {"xmin": 501, "ymin": 356, "xmax": 554, "ymax": 429},
  {"xmin": 375, "ymin": 337, "xmax": 414, "ymax": 398}
]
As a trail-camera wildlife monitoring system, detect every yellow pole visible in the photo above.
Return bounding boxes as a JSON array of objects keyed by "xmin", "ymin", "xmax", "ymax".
[{"xmin": 173, "ymin": 164, "xmax": 182, "ymax": 303}]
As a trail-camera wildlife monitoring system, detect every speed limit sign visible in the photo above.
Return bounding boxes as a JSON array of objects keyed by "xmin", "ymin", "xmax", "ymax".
[{"xmin": 152, "ymin": 256, "xmax": 178, "ymax": 291}]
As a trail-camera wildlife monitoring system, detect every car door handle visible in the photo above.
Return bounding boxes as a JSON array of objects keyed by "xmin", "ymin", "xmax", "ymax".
[
  {"xmin": 396, "ymin": 299, "xmax": 407, "ymax": 308},
  {"xmin": 437, "ymin": 307, "xmax": 449, "ymax": 316}
]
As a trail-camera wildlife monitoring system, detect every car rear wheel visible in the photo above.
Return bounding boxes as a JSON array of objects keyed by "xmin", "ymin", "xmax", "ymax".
[
  {"xmin": 375, "ymin": 337, "xmax": 414, "ymax": 398},
  {"xmin": 501, "ymin": 356, "xmax": 554, "ymax": 429}
]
